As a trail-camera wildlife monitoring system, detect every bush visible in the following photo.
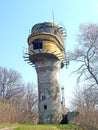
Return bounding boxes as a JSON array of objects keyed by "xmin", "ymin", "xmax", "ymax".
[{"xmin": 0, "ymin": 101, "xmax": 25, "ymax": 123}]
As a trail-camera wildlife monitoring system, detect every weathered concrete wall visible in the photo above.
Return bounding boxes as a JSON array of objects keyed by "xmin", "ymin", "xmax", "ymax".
[{"xmin": 35, "ymin": 57, "xmax": 62, "ymax": 124}]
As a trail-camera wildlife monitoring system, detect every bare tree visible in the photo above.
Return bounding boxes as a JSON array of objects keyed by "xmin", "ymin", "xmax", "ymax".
[
  {"xmin": 69, "ymin": 24, "xmax": 98, "ymax": 108},
  {"xmin": 74, "ymin": 107, "xmax": 98, "ymax": 130},
  {"xmin": 72, "ymin": 87, "xmax": 98, "ymax": 111},
  {"xmin": 0, "ymin": 66, "xmax": 38, "ymax": 123},
  {"xmin": 69, "ymin": 24, "xmax": 98, "ymax": 129},
  {"xmin": 71, "ymin": 86, "xmax": 98, "ymax": 130},
  {"xmin": 22, "ymin": 82, "xmax": 38, "ymax": 123},
  {"xmin": 0, "ymin": 66, "xmax": 24, "ymax": 101},
  {"xmin": 83, "ymin": 87, "xmax": 98, "ymax": 109},
  {"xmin": 69, "ymin": 24, "xmax": 98, "ymax": 88},
  {"xmin": 0, "ymin": 66, "xmax": 25, "ymax": 123},
  {"xmin": 71, "ymin": 86, "xmax": 84, "ymax": 111},
  {"xmin": 71, "ymin": 86, "xmax": 98, "ymax": 110}
]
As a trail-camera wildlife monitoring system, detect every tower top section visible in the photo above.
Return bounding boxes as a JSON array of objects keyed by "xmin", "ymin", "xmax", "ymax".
[
  {"xmin": 28, "ymin": 22, "xmax": 65, "ymax": 46},
  {"xmin": 26, "ymin": 22, "xmax": 66, "ymax": 68}
]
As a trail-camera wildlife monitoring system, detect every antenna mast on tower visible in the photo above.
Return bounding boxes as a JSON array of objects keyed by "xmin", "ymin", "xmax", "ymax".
[
  {"xmin": 52, "ymin": 9, "xmax": 55, "ymax": 23},
  {"xmin": 61, "ymin": 86, "xmax": 65, "ymax": 107}
]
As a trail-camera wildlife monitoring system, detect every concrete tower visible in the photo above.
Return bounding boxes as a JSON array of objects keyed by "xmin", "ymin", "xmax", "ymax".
[{"xmin": 25, "ymin": 22, "xmax": 66, "ymax": 124}]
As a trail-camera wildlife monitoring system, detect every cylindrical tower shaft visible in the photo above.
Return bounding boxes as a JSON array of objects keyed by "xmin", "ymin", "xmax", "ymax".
[
  {"xmin": 35, "ymin": 58, "xmax": 62, "ymax": 123},
  {"xmin": 24, "ymin": 22, "xmax": 67, "ymax": 124}
]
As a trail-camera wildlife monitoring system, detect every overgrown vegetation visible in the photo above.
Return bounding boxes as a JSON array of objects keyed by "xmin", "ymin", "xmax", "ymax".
[
  {"xmin": 0, "ymin": 67, "xmax": 38, "ymax": 123},
  {"xmin": 69, "ymin": 23, "xmax": 98, "ymax": 130}
]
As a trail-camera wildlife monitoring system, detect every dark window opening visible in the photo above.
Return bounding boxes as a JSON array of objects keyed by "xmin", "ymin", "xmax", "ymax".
[
  {"xmin": 32, "ymin": 39, "xmax": 42, "ymax": 50},
  {"xmin": 44, "ymin": 105, "xmax": 47, "ymax": 110},
  {"xmin": 42, "ymin": 95, "xmax": 46, "ymax": 101}
]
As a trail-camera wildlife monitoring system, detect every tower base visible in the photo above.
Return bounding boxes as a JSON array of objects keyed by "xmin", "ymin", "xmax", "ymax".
[{"xmin": 35, "ymin": 57, "xmax": 62, "ymax": 124}]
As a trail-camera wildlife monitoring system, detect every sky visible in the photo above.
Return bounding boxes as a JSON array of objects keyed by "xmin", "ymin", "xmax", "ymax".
[{"xmin": 0, "ymin": 0, "xmax": 98, "ymax": 108}]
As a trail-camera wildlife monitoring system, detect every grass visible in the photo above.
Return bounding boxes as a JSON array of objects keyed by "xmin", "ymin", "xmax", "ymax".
[
  {"xmin": 0, "ymin": 123, "xmax": 17, "ymax": 128},
  {"xmin": 14, "ymin": 124, "xmax": 82, "ymax": 130},
  {"xmin": 0, "ymin": 123, "xmax": 82, "ymax": 130}
]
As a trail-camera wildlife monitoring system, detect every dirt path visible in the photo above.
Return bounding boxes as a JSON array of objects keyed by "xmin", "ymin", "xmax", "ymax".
[{"xmin": 0, "ymin": 126, "xmax": 17, "ymax": 130}]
